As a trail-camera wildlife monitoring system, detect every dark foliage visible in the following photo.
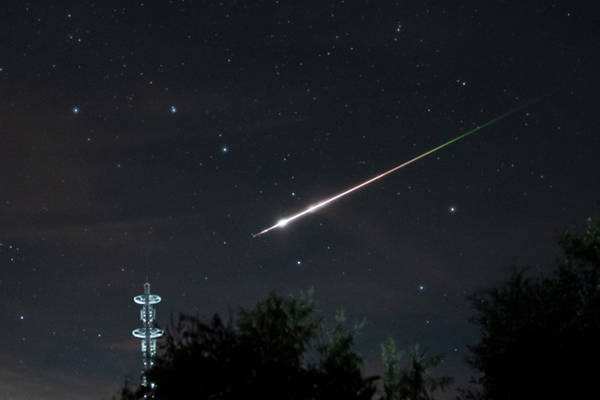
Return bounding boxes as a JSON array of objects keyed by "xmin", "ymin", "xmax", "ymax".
[
  {"xmin": 120, "ymin": 292, "xmax": 377, "ymax": 400},
  {"xmin": 466, "ymin": 218, "xmax": 600, "ymax": 399},
  {"xmin": 315, "ymin": 312, "xmax": 378, "ymax": 400},
  {"xmin": 381, "ymin": 340, "xmax": 452, "ymax": 400}
]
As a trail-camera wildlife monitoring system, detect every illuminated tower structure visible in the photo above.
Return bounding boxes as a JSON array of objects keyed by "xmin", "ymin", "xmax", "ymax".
[{"xmin": 132, "ymin": 282, "xmax": 164, "ymax": 396}]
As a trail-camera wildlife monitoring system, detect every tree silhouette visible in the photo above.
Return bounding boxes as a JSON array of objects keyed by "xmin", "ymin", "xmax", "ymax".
[
  {"xmin": 315, "ymin": 309, "xmax": 377, "ymax": 400},
  {"xmin": 118, "ymin": 292, "xmax": 377, "ymax": 400},
  {"xmin": 465, "ymin": 218, "xmax": 600, "ymax": 399},
  {"xmin": 381, "ymin": 339, "xmax": 451, "ymax": 400}
]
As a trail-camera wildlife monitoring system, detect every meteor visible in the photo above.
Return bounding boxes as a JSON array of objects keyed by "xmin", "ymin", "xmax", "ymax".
[{"xmin": 253, "ymin": 99, "xmax": 540, "ymax": 238}]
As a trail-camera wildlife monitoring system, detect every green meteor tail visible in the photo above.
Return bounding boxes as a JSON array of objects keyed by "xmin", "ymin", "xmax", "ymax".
[{"xmin": 435, "ymin": 95, "xmax": 546, "ymax": 153}]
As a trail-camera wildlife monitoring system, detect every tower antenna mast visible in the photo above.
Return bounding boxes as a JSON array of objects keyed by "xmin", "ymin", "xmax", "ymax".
[{"xmin": 132, "ymin": 282, "xmax": 163, "ymax": 398}]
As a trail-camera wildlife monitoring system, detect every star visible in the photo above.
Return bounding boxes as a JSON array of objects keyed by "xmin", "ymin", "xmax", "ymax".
[
  {"xmin": 169, "ymin": 105, "xmax": 177, "ymax": 114},
  {"xmin": 71, "ymin": 105, "xmax": 80, "ymax": 114},
  {"xmin": 448, "ymin": 206, "xmax": 457, "ymax": 214},
  {"xmin": 221, "ymin": 146, "xmax": 229, "ymax": 153}
]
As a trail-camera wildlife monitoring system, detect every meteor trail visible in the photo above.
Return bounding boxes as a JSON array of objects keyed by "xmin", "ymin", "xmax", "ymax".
[{"xmin": 253, "ymin": 99, "xmax": 540, "ymax": 238}]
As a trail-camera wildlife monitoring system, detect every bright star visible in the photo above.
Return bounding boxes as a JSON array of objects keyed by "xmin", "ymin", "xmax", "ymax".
[
  {"xmin": 449, "ymin": 206, "xmax": 457, "ymax": 214},
  {"xmin": 71, "ymin": 105, "xmax": 80, "ymax": 114},
  {"xmin": 221, "ymin": 146, "xmax": 229, "ymax": 153},
  {"xmin": 169, "ymin": 105, "xmax": 177, "ymax": 114}
]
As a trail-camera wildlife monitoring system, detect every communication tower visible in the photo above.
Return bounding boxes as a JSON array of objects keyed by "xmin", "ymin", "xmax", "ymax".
[{"xmin": 132, "ymin": 282, "xmax": 163, "ymax": 396}]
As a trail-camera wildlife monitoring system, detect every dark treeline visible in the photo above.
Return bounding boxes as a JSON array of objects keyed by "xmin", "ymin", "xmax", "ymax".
[
  {"xmin": 117, "ymin": 219, "xmax": 600, "ymax": 400},
  {"xmin": 118, "ymin": 291, "xmax": 450, "ymax": 400},
  {"xmin": 459, "ymin": 218, "xmax": 600, "ymax": 400}
]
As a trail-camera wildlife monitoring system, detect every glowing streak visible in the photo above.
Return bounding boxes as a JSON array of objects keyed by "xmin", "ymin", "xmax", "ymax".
[{"xmin": 253, "ymin": 99, "xmax": 539, "ymax": 238}]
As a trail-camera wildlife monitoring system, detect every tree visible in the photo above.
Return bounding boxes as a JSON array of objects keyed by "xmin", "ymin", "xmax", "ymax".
[
  {"xmin": 314, "ymin": 309, "xmax": 377, "ymax": 400},
  {"xmin": 466, "ymin": 218, "xmax": 600, "ymax": 399},
  {"xmin": 380, "ymin": 339, "xmax": 452, "ymax": 400},
  {"xmin": 118, "ymin": 292, "xmax": 377, "ymax": 400}
]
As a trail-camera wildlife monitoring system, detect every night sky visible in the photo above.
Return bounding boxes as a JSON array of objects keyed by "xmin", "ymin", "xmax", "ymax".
[{"xmin": 1, "ymin": 1, "xmax": 599, "ymax": 399}]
